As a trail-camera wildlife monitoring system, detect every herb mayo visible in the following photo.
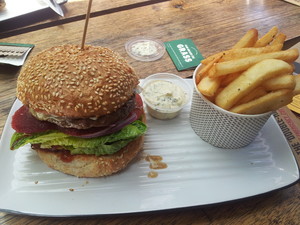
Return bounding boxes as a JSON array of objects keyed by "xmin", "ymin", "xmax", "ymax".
[
  {"xmin": 143, "ymin": 80, "xmax": 187, "ymax": 119},
  {"xmin": 131, "ymin": 41, "xmax": 158, "ymax": 57}
]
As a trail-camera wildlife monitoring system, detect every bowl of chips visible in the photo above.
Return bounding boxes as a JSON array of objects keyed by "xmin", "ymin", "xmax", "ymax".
[
  {"xmin": 190, "ymin": 63, "xmax": 274, "ymax": 149},
  {"xmin": 190, "ymin": 27, "xmax": 299, "ymax": 148}
]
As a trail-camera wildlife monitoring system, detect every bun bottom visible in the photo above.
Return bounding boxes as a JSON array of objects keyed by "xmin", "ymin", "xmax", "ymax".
[{"xmin": 36, "ymin": 135, "xmax": 145, "ymax": 177}]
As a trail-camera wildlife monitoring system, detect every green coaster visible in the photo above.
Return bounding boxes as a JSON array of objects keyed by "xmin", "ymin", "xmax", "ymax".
[
  {"xmin": 165, "ymin": 39, "xmax": 204, "ymax": 71},
  {"xmin": 0, "ymin": 42, "xmax": 35, "ymax": 48}
]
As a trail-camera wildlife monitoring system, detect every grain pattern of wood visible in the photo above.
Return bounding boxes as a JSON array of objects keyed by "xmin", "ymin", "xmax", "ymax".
[
  {"xmin": 0, "ymin": 0, "xmax": 169, "ymax": 37},
  {"xmin": 0, "ymin": 0, "xmax": 300, "ymax": 224}
]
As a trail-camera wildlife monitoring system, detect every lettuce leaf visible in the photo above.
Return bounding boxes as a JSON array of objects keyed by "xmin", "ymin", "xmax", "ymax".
[{"xmin": 10, "ymin": 120, "xmax": 147, "ymax": 156}]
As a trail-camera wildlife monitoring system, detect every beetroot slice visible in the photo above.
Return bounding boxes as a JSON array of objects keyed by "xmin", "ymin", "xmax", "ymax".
[{"xmin": 11, "ymin": 106, "xmax": 57, "ymax": 134}]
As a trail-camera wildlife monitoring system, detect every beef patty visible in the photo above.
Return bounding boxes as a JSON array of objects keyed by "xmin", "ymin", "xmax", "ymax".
[{"xmin": 30, "ymin": 95, "xmax": 136, "ymax": 129}]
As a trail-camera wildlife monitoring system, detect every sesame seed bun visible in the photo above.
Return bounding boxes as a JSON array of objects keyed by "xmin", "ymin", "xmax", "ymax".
[
  {"xmin": 35, "ymin": 114, "xmax": 146, "ymax": 177},
  {"xmin": 17, "ymin": 44, "xmax": 139, "ymax": 118}
]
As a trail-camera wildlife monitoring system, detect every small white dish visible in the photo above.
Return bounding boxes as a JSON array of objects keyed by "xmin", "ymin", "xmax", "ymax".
[
  {"xmin": 125, "ymin": 37, "xmax": 166, "ymax": 61},
  {"xmin": 141, "ymin": 73, "xmax": 192, "ymax": 120}
]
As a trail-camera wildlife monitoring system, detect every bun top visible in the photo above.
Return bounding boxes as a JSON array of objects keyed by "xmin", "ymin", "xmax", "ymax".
[{"xmin": 17, "ymin": 44, "xmax": 139, "ymax": 118}]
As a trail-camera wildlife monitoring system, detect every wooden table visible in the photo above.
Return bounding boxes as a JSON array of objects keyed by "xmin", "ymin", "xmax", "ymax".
[{"xmin": 0, "ymin": 0, "xmax": 300, "ymax": 224}]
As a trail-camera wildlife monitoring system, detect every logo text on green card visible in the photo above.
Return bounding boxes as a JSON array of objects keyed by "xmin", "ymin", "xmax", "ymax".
[{"xmin": 165, "ymin": 39, "xmax": 204, "ymax": 71}]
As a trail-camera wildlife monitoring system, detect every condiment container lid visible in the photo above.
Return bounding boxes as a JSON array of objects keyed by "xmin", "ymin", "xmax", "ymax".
[{"xmin": 125, "ymin": 37, "xmax": 166, "ymax": 61}]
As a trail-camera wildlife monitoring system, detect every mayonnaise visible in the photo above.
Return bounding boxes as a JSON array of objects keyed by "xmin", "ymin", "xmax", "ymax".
[
  {"xmin": 143, "ymin": 80, "xmax": 188, "ymax": 119},
  {"xmin": 131, "ymin": 41, "xmax": 158, "ymax": 57}
]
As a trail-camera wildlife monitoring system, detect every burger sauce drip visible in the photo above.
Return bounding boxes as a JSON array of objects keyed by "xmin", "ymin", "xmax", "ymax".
[
  {"xmin": 31, "ymin": 145, "xmax": 74, "ymax": 163},
  {"xmin": 60, "ymin": 151, "xmax": 75, "ymax": 163},
  {"xmin": 145, "ymin": 155, "xmax": 167, "ymax": 169},
  {"xmin": 145, "ymin": 155, "xmax": 168, "ymax": 178},
  {"xmin": 148, "ymin": 171, "xmax": 158, "ymax": 178}
]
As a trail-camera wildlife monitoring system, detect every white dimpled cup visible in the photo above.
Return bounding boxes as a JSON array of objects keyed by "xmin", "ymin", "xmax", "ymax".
[{"xmin": 189, "ymin": 64, "xmax": 273, "ymax": 149}]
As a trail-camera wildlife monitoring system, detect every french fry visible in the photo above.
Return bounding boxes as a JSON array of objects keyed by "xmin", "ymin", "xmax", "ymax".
[
  {"xmin": 232, "ymin": 28, "xmax": 258, "ymax": 49},
  {"xmin": 270, "ymin": 33, "xmax": 286, "ymax": 47},
  {"xmin": 197, "ymin": 76, "xmax": 222, "ymax": 97},
  {"xmin": 207, "ymin": 64, "xmax": 217, "ymax": 78},
  {"xmin": 220, "ymin": 72, "xmax": 242, "ymax": 87},
  {"xmin": 263, "ymin": 74, "xmax": 296, "ymax": 91},
  {"xmin": 230, "ymin": 89, "xmax": 293, "ymax": 114},
  {"xmin": 292, "ymin": 74, "xmax": 300, "ymax": 95},
  {"xmin": 202, "ymin": 44, "xmax": 282, "ymax": 65},
  {"xmin": 236, "ymin": 86, "xmax": 268, "ymax": 105},
  {"xmin": 196, "ymin": 54, "xmax": 223, "ymax": 84},
  {"xmin": 215, "ymin": 59, "xmax": 293, "ymax": 110},
  {"xmin": 205, "ymin": 87, "xmax": 224, "ymax": 103},
  {"xmin": 201, "ymin": 53, "xmax": 223, "ymax": 65},
  {"xmin": 209, "ymin": 48, "xmax": 298, "ymax": 77},
  {"xmin": 222, "ymin": 44, "xmax": 283, "ymax": 61},
  {"xmin": 254, "ymin": 26, "xmax": 278, "ymax": 47},
  {"xmin": 195, "ymin": 64, "xmax": 205, "ymax": 84}
]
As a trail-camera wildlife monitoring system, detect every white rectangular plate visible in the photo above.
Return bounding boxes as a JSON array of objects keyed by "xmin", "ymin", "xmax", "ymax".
[{"xmin": 0, "ymin": 80, "xmax": 299, "ymax": 216}]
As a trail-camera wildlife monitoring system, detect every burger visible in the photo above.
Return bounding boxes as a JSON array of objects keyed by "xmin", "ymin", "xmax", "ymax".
[{"xmin": 10, "ymin": 44, "xmax": 147, "ymax": 177}]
